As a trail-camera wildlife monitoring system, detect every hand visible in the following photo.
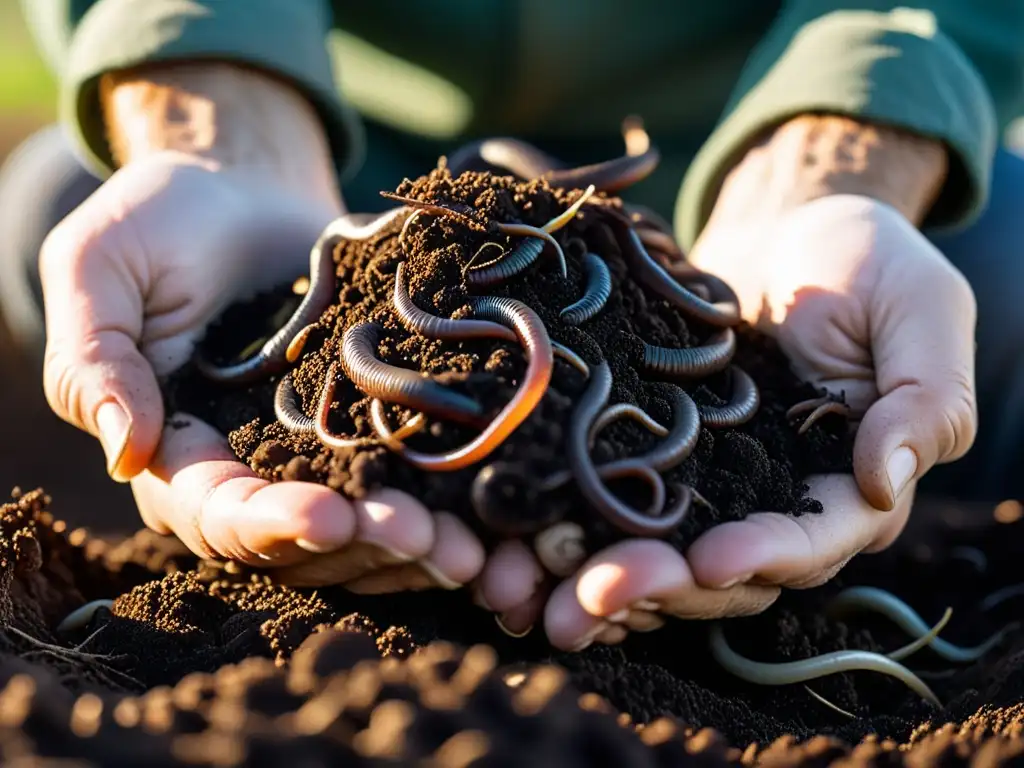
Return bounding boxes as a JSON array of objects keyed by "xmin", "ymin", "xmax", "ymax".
[
  {"xmin": 534, "ymin": 118, "xmax": 979, "ymax": 650},
  {"xmin": 39, "ymin": 64, "xmax": 486, "ymax": 591}
]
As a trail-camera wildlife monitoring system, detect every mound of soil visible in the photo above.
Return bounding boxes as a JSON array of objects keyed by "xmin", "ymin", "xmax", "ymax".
[
  {"xmin": 167, "ymin": 164, "xmax": 851, "ymax": 552},
  {"xmin": 1, "ymin": 487, "xmax": 1024, "ymax": 766}
]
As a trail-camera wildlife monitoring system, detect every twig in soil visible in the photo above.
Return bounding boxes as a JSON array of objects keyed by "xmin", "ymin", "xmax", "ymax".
[
  {"xmin": 827, "ymin": 586, "xmax": 1016, "ymax": 663},
  {"xmin": 194, "ymin": 207, "xmax": 409, "ymax": 385},
  {"xmin": 56, "ymin": 599, "xmax": 115, "ymax": 634},
  {"xmin": 803, "ymin": 685, "xmax": 856, "ymax": 719},
  {"xmin": 697, "ymin": 366, "xmax": 762, "ymax": 429},
  {"xmin": 379, "ymin": 192, "xmax": 485, "ymax": 231},
  {"xmin": 786, "ymin": 396, "xmax": 852, "ymax": 435},
  {"xmin": 708, "ymin": 623, "xmax": 942, "ymax": 708}
]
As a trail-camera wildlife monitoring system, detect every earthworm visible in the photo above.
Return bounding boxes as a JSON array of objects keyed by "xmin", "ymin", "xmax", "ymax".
[
  {"xmin": 445, "ymin": 135, "xmax": 659, "ymax": 193},
  {"xmin": 643, "ymin": 328, "xmax": 736, "ymax": 379},
  {"xmin": 466, "ymin": 222, "xmax": 568, "ymax": 285},
  {"xmin": 565, "ymin": 361, "xmax": 691, "ymax": 536},
  {"xmin": 393, "ymin": 262, "xmax": 588, "ymax": 377},
  {"xmin": 708, "ymin": 623, "xmax": 941, "ymax": 708},
  {"xmin": 591, "ymin": 403, "xmax": 669, "ymax": 441},
  {"xmin": 560, "ymin": 252, "xmax": 613, "ymax": 326},
  {"xmin": 379, "ymin": 191, "xmax": 485, "ymax": 231},
  {"xmin": 633, "ymin": 384, "xmax": 702, "ymax": 472},
  {"xmin": 827, "ymin": 586, "xmax": 1013, "ymax": 663},
  {"xmin": 786, "ymin": 396, "xmax": 852, "ymax": 434},
  {"xmin": 948, "ymin": 546, "xmax": 988, "ymax": 573},
  {"xmin": 196, "ymin": 207, "xmax": 408, "ymax": 384},
  {"xmin": 369, "ymin": 296, "xmax": 554, "ymax": 471},
  {"xmin": 697, "ymin": 366, "xmax": 761, "ymax": 428},
  {"xmin": 341, "ymin": 322, "xmax": 484, "ymax": 425},
  {"xmin": 606, "ymin": 211, "xmax": 741, "ymax": 327},
  {"xmin": 274, "ymin": 372, "xmax": 316, "ymax": 435},
  {"xmin": 56, "ymin": 600, "xmax": 115, "ymax": 634},
  {"xmin": 981, "ymin": 583, "xmax": 1024, "ymax": 612}
]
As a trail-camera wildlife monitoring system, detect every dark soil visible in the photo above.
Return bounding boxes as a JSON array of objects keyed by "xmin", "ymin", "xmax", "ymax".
[
  {"xmin": 167, "ymin": 166, "xmax": 851, "ymax": 551},
  {"xmin": 2, "ymin": 486, "xmax": 1024, "ymax": 766}
]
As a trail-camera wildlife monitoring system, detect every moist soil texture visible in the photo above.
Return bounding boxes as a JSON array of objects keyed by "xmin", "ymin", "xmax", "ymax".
[
  {"xmin": 0, "ymin": 487, "xmax": 1024, "ymax": 766},
  {"xmin": 167, "ymin": 166, "xmax": 851, "ymax": 552}
]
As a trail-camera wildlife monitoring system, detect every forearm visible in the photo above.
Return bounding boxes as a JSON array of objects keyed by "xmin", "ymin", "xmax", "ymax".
[
  {"xmin": 99, "ymin": 62, "xmax": 342, "ymax": 207},
  {"xmin": 714, "ymin": 114, "xmax": 949, "ymax": 227}
]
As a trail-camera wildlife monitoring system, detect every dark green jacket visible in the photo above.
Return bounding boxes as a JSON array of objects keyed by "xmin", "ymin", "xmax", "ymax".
[{"xmin": 19, "ymin": 1, "xmax": 1024, "ymax": 246}]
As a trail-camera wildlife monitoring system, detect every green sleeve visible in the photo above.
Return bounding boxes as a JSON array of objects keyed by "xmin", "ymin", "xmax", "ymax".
[
  {"xmin": 17, "ymin": 0, "xmax": 364, "ymax": 182},
  {"xmin": 675, "ymin": 1, "xmax": 1024, "ymax": 248}
]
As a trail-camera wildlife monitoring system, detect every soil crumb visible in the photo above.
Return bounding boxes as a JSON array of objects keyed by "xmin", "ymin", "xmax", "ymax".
[{"xmin": 1, "ymin": 487, "xmax": 1024, "ymax": 766}]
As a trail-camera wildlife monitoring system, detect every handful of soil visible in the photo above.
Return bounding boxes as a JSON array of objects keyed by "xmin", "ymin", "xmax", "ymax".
[{"xmin": 169, "ymin": 133, "xmax": 853, "ymax": 558}]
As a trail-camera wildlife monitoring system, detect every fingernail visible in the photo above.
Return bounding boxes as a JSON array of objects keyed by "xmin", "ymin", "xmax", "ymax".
[
  {"xmin": 361, "ymin": 538, "xmax": 417, "ymax": 563},
  {"xmin": 96, "ymin": 401, "xmax": 132, "ymax": 482},
  {"xmin": 716, "ymin": 574, "xmax": 751, "ymax": 590},
  {"xmin": 472, "ymin": 588, "xmax": 493, "ymax": 612},
  {"xmin": 418, "ymin": 560, "xmax": 461, "ymax": 591},
  {"xmin": 631, "ymin": 599, "xmax": 660, "ymax": 612},
  {"xmin": 570, "ymin": 622, "xmax": 608, "ymax": 652},
  {"xmin": 495, "ymin": 614, "xmax": 533, "ymax": 638},
  {"xmin": 296, "ymin": 538, "xmax": 343, "ymax": 555},
  {"xmin": 607, "ymin": 609, "xmax": 630, "ymax": 624},
  {"xmin": 886, "ymin": 446, "xmax": 918, "ymax": 504}
]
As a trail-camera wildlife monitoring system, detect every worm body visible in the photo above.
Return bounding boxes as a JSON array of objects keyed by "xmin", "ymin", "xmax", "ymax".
[
  {"xmin": 632, "ymin": 385, "xmax": 702, "ymax": 472},
  {"xmin": 315, "ymin": 361, "xmax": 368, "ymax": 449},
  {"xmin": 275, "ymin": 372, "xmax": 316, "ymax": 435},
  {"xmin": 708, "ymin": 623, "xmax": 941, "ymax": 708},
  {"xmin": 371, "ymin": 296, "xmax": 554, "ymax": 471},
  {"xmin": 465, "ymin": 238, "xmax": 547, "ymax": 287},
  {"xmin": 566, "ymin": 362, "xmax": 690, "ymax": 536},
  {"xmin": 827, "ymin": 586, "xmax": 1012, "ymax": 664},
  {"xmin": 57, "ymin": 600, "xmax": 115, "ymax": 634},
  {"xmin": 394, "ymin": 263, "xmax": 587, "ymax": 377},
  {"xmin": 341, "ymin": 322, "xmax": 484, "ymax": 424},
  {"xmin": 445, "ymin": 138, "xmax": 658, "ymax": 193},
  {"xmin": 560, "ymin": 252, "xmax": 612, "ymax": 326},
  {"xmin": 378, "ymin": 192, "xmax": 483, "ymax": 231},
  {"xmin": 642, "ymin": 328, "xmax": 736, "ymax": 379},
  {"xmin": 607, "ymin": 213, "xmax": 740, "ymax": 327},
  {"xmin": 590, "ymin": 403, "xmax": 669, "ymax": 442},
  {"xmin": 698, "ymin": 366, "xmax": 761, "ymax": 428},
  {"xmin": 196, "ymin": 208, "xmax": 408, "ymax": 384},
  {"xmin": 496, "ymin": 222, "xmax": 568, "ymax": 278},
  {"xmin": 787, "ymin": 396, "xmax": 852, "ymax": 434}
]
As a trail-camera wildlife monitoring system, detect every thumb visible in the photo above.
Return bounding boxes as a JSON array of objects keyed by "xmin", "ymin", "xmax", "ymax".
[
  {"xmin": 853, "ymin": 219, "xmax": 978, "ymax": 511},
  {"xmin": 39, "ymin": 205, "xmax": 164, "ymax": 482}
]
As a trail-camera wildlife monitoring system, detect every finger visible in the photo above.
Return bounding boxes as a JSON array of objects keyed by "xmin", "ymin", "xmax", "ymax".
[
  {"xmin": 575, "ymin": 540, "xmax": 779, "ymax": 621},
  {"xmin": 418, "ymin": 512, "xmax": 486, "ymax": 589},
  {"xmin": 496, "ymin": 583, "xmax": 550, "ymax": 638},
  {"xmin": 687, "ymin": 474, "xmax": 914, "ymax": 590},
  {"xmin": 343, "ymin": 512, "xmax": 485, "ymax": 593},
  {"xmin": 39, "ymin": 214, "xmax": 164, "ymax": 480},
  {"xmin": 478, "ymin": 540, "xmax": 543, "ymax": 613},
  {"xmin": 138, "ymin": 414, "xmax": 356, "ymax": 564},
  {"xmin": 855, "ymin": 230, "xmax": 978, "ymax": 510}
]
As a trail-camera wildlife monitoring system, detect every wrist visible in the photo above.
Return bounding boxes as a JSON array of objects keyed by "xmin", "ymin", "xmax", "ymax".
[
  {"xmin": 714, "ymin": 114, "xmax": 948, "ymax": 227},
  {"xmin": 100, "ymin": 62, "xmax": 342, "ymax": 208}
]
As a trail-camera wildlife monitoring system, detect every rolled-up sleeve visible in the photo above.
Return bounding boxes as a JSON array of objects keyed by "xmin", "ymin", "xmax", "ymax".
[
  {"xmin": 675, "ymin": 1, "xmax": 1024, "ymax": 248},
  {"xmin": 19, "ymin": 0, "xmax": 364, "ymax": 181}
]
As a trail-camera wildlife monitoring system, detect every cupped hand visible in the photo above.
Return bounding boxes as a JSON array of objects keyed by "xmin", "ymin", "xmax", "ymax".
[
  {"xmin": 39, "ymin": 151, "xmax": 484, "ymax": 589},
  {"xmin": 529, "ymin": 193, "xmax": 978, "ymax": 650}
]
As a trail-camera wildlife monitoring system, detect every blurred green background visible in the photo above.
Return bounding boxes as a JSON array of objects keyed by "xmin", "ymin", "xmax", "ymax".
[{"xmin": 0, "ymin": 0, "xmax": 55, "ymax": 157}]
